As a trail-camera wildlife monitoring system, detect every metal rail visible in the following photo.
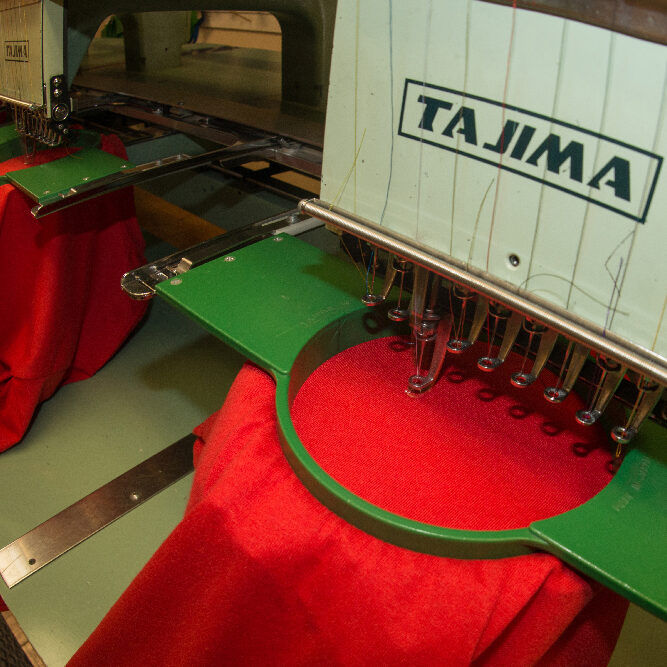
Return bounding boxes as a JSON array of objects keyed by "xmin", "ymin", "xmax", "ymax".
[
  {"xmin": 0, "ymin": 93, "xmax": 39, "ymax": 110},
  {"xmin": 31, "ymin": 137, "xmax": 282, "ymax": 218},
  {"xmin": 121, "ymin": 209, "xmax": 320, "ymax": 299}
]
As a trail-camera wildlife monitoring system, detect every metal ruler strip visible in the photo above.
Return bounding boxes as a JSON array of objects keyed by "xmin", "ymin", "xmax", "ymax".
[{"xmin": 0, "ymin": 434, "xmax": 195, "ymax": 588}]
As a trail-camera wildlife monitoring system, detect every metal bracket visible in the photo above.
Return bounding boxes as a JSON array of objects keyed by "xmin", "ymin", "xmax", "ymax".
[
  {"xmin": 30, "ymin": 137, "xmax": 282, "ymax": 218},
  {"xmin": 121, "ymin": 209, "xmax": 322, "ymax": 300}
]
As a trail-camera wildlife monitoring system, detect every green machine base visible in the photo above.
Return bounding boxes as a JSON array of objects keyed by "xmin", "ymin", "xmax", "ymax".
[{"xmin": 157, "ymin": 233, "xmax": 667, "ymax": 620}]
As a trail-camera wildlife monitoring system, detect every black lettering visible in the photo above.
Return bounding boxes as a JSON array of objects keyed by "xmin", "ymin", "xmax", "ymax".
[
  {"xmin": 483, "ymin": 120, "xmax": 519, "ymax": 154},
  {"xmin": 509, "ymin": 125, "xmax": 536, "ymax": 160},
  {"xmin": 588, "ymin": 157, "xmax": 631, "ymax": 201},
  {"xmin": 442, "ymin": 106, "xmax": 477, "ymax": 145},
  {"xmin": 417, "ymin": 95, "xmax": 452, "ymax": 132},
  {"xmin": 526, "ymin": 134, "xmax": 584, "ymax": 182}
]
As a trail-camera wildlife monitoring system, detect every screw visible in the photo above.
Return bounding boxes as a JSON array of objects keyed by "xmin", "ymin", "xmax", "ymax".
[
  {"xmin": 508, "ymin": 254, "xmax": 520, "ymax": 267},
  {"xmin": 273, "ymin": 236, "xmax": 284, "ymax": 242},
  {"xmin": 224, "ymin": 256, "xmax": 236, "ymax": 262},
  {"xmin": 170, "ymin": 278, "xmax": 182, "ymax": 285}
]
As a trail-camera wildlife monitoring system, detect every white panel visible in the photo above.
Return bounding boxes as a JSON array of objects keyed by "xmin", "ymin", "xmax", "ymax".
[
  {"xmin": 525, "ymin": 21, "xmax": 612, "ymax": 308},
  {"xmin": 468, "ymin": 5, "xmax": 565, "ymax": 283},
  {"xmin": 320, "ymin": 0, "xmax": 358, "ymax": 209},
  {"xmin": 444, "ymin": 0, "xmax": 515, "ymax": 268},
  {"xmin": 567, "ymin": 35, "xmax": 666, "ymax": 351},
  {"xmin": 322, "ymin": 0, "xmax": 667, "ymax": 358},
  {"xmin": 0, "ymin": 0, "xmax": 44, "ymax": 105},
  {"xmin": 42, "ymin": 0, "xmax": 65, "ymax": 114}
]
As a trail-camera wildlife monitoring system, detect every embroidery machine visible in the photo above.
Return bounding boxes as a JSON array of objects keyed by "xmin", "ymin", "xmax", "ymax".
[
  {"xmin": 133, "ymin": 0, "xmax": 667, "ymax": 620},
  {"xmin": 0, "ymin": 0, "xmax": 665, "ymax": 642}
]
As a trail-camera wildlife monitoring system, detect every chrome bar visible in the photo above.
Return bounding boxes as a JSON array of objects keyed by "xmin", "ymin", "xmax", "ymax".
[
  {"xmin": 0, "ymin": 93, "xmax": 41, "ymax": 110},
  {"xmin": 299, "ymin": 198, "xmax": 667, "ymax": 386},
  {"xmin": 31, "ymin": 137, "xmax": 282, "ymax": 218}
]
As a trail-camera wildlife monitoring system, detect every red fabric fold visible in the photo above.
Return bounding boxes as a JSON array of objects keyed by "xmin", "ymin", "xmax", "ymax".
[
  {"xmin": 69, "ymin": 341, "xmax": 628, "ymax": 667},
  {"xmin": 0, "ymin": 136, "xmax": 148, "ymax": 451}
]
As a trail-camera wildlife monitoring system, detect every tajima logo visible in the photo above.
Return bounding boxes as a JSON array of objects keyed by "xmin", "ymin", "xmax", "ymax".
[
  {"xmin": 4, "ymin": 41, "xmax": 29, "ymax": 62},
  {"xmin": 398, "ymin": 79, "xmax": 662, "ymax": 223}
]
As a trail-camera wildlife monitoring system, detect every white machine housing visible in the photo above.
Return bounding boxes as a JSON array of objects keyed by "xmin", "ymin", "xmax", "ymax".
[
  {"xmin": 322, "ymin": 0, "xmax": 667, "ymax": 363},
  {"xmin": 0, "ymin": 0, "xmax": 66, "ymax": 115}
]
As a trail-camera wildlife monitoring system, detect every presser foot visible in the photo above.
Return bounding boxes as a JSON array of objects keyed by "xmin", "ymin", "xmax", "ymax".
[
  {"xmin": 447, "ymin": 339, "xmax": 472, "ymax": 354},
  {"xmin": 387, "ymin": 307, "xmax": 409, "ymax": 322},
  {"xmin": 544, "ymin": 386, "xmax": 567, "ymax": 403},
  {"xmin": 511, "ymin": 371, "xmax": 536, "ymax": 387},
  {"xmin": 362, "ymin": 293, "xmax": 384, "ymax": 306},
  {"xmin": 610, "ymin": 426, "xmax": 637, "ymax": 446},
  {"xmin": 575, "ymin": 408, "xmax": 602, "ymax": 426},
  {"xmin": 477, "ymin": 356, "xmax": 503, "ymax": 371},
  {"xmin": 407, "ymin": 316, "xmax": 453, "ymax": 395}
]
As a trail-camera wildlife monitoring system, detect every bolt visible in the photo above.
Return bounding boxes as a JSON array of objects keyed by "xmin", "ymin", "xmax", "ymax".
[{"xmin": 52, "ymin": 104, "xmax": 69, "ymax": 122}]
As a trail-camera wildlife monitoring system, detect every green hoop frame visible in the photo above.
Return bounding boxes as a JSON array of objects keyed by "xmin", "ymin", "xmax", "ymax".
[{"xmin": 157, "ymin": 233, "xmax": 667, "ymax": 620}]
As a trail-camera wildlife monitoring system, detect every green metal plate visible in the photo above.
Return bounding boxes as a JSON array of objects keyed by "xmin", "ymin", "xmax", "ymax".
[
  {"xmin": 5, "ymin": 147, "xmax": 133, "ymax": 205},
  {"xmin": 0, "ymin": 124, "xmax": 22, "ymax": 163},
  {"xmin": 533, "ymin": 420, "xmax": 667, "ymax": 620},
  {"xmin": 157, "ymin": 234, "xmax": 365, "ymax": 376}
]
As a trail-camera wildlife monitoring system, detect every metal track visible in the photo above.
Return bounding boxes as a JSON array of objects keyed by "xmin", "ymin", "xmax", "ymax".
[{"xmin": 0, "ymin": 435, "xmax": 195, "ymax": 588}]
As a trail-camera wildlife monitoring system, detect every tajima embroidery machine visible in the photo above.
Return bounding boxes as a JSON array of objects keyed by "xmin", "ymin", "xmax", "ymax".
[{"xmin": 0, "ymin": 0, "xmax": 665, "ymax": 621}]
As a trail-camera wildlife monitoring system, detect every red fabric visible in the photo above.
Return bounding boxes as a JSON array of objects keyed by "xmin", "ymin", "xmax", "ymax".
[
  {"xmin": 69, "ymin": 340, "xmax": 627, "ymax": 667},
  {"xmin": 0, "ymin": 136, "xmax": 148, "ymax": 451},
  {"xmin": 293, "ymin": 337, "xmax": 613, "ymax": 530},
  {"xmin": 0, "ymin": 596, "xmax": 7, "ymax": 613}
]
